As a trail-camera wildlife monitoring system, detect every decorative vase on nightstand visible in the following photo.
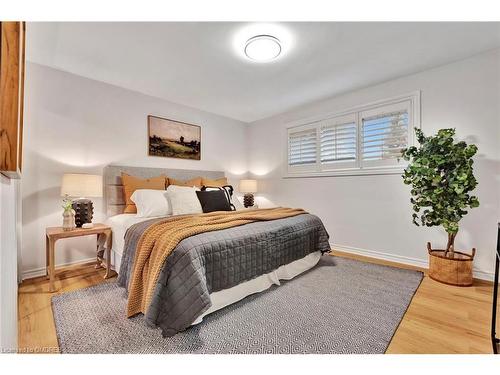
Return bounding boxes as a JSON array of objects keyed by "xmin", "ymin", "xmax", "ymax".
[
  {"xmin": 243, "ymin": 193, "xmax": 254, "ymax": 208},
  {"xmin": 72, "ymin": 198, "xmax": 94, "ymax": 227},
  {"xmin": 61, "ymin": 199, "xmax": 76, "ymax": 231},
  {"xmin": 239, "ymin": 179, "xmax": 258, "ymax": 208}
]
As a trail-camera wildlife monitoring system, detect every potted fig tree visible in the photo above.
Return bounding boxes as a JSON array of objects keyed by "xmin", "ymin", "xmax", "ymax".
[{"xmin": 401, "ymin": 128, "xmax": 479, "ymax": 286}]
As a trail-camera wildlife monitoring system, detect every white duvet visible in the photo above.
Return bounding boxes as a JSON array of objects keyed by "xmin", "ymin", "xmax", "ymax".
[{"xmin": 105, "ymin": 214, "xmax": 159, "ymax": 271}]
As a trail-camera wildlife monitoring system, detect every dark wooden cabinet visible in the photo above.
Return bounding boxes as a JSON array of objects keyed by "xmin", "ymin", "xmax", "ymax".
[{"xmin": 0, "ymin": 21, "xmax": 25, "ymax": 179}]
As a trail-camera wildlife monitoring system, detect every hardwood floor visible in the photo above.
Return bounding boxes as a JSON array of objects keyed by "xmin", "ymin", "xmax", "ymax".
[
  {"xmin": 17, "ymin": 253, "xmax": 496, "ymax": 354},
  {"xmin": 333, "ymin": 250, "xmax": 495, "ymax": 354},
  {"xmin": 18, "ymin": 262, "xmax": 112, "ymax": 353}
]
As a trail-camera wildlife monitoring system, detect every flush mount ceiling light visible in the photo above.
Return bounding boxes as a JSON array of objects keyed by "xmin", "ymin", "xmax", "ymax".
[{"xmin": 244, "ymin": 35, "xmax": 282, "ymax": 62}]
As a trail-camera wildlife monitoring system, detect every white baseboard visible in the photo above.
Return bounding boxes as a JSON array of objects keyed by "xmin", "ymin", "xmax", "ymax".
[
  {"xmin": 332, "ymin": 243, "xmax": 495, "ymax": 282},
  {"xmin": 22, "ymin": 257, "xmax": 96, "ymax": 280},
  {"xmin": 472, "ymin": 269, "xmax": 495, "ymax": 282},
  {"xmin": 22, "ymin": 244, "xmax": 495, "ymax": 282}
]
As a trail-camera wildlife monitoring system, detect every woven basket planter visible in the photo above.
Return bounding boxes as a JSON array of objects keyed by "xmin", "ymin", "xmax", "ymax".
[{"xmin": 427, "ymin": 242, "xmax": 475, "ymax": 287}]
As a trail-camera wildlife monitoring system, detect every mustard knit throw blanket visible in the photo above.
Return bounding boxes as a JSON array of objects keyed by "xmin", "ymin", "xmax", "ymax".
[{"xmin": 126, "ymin": 207, "xmax": 306, "ymax": 317}]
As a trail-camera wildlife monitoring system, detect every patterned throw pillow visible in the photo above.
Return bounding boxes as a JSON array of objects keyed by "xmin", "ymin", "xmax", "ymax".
[
  {"xmin": 201, "ymin": 185, "xmax": 236, "ymax": 211},
  {"xmin": 196, "ymin": 190, "xmax": 232, "ymax": 213}
]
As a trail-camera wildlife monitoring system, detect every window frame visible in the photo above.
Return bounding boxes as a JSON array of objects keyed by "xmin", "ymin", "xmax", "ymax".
[{"xmin": 283, "ymin": 91, "xmax": 421, "ymax": 178}]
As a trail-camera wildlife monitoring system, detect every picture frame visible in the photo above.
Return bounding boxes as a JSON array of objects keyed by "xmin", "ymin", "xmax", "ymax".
[{"xmin": 148, "ymin": 115, "xmax": 201, "ymax": 160}]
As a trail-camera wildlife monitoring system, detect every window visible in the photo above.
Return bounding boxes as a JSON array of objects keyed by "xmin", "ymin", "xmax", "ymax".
[
  {"xmin": 285, "ymin": 92, "xmax": 419, "ymax": 177},
  {"xmin": 360, "ymin": 101, "xmax": 411, "ymax": 169},
  {"xmin": 319, "ymin": 114, "xmax": 357, "ymax": 170},
  {"xmin": 288, "ymin": 128, "xmax": 317, "ymax": 166}
]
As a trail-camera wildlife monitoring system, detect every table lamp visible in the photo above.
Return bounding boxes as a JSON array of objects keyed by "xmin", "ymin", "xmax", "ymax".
[
  {"xmin": 239, "ymin": 179, "xmax": 257, "ymax": 208},
  {"xmin": 61, "ymin": 173, "xmax": 103, "ymax": 228}
]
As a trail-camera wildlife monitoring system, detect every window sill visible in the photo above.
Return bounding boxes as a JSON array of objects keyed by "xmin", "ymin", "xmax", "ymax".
[{"xmin": 283, "ymin": 166, "xmax": 405, "ymax": 178}]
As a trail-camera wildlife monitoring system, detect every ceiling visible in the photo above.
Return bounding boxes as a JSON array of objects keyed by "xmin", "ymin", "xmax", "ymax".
[{"xmin": 26, "ymin": 22, "xmax": 500, "ymax": 123}]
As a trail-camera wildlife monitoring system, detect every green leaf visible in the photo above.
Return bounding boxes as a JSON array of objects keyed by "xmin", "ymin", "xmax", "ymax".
[{"xmin": 401, "ymin": 128, "xmax": 479, "ymax": 232}]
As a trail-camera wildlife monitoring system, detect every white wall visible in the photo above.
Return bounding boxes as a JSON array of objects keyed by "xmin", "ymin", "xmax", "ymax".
[
  {"xmin": 21, "ymin": 62, "xmax": 248, "ymax": 277},
  {"xmin": 21, "ymin": 50, "xmax": 500, "ymax": 280},
  {"xmin": 0, "ymin": 175, "xmax": 19, "ymax": 351},
  {"xmin": 247, "ymin": 49, "xmax": 500, "ymax": 279}
]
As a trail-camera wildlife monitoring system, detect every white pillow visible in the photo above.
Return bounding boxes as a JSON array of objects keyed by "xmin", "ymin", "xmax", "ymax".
[
  {"xmin": 232, "ymin": 196, "xmax": 245, "ymax": 211},
  {"xmin": 166, "ymin": 185, "xmax": 203, "ymax": 216},
  {"xmin": 130, "ymin": 189, "xmax": 171, "ymax": 218}
]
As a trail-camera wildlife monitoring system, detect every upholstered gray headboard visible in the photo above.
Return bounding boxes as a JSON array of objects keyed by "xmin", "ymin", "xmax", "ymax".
[{"xmin": 103, "ymin": 165, "xmax": 225, "ymax": 216}]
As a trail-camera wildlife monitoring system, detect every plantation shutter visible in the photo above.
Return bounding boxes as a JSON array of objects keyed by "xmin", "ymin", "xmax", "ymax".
[
  {"xmin": 361, "ymin": 101, "xmax": 411, "ymax": 167},
  {"xmin": 285, "ymin": 95, "xmax": 417, "ymax": 176},
  {"xmin": 320, "ymin": 121, "xmax": 357, "ymax": 163},
  {"xmin": 288, "ymin": 127, "xmax": 318, "ymax": 168}
]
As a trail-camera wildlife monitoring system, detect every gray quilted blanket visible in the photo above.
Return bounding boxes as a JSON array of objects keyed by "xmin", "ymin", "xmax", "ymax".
[{"xmin": 118, "ymin": 213, "xmax": 330, "ymax": 337}]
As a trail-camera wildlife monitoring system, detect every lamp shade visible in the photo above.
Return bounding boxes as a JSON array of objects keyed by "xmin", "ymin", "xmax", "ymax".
[
  {"xmin": 61, "ymin": 174, "xmax": 103, "ymax": 198},
  {"xmin": 239, "ymin": 179, "xmax": 257, "ymax": 193}
]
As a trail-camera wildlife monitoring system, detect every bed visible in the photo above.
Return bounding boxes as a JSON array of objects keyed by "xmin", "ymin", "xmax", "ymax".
[{"xmin": 103, "ymin": 165, "xmax": 331, "ymax": 337}]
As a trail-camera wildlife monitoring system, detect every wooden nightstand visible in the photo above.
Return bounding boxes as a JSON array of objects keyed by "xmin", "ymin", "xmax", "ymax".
[
  {"xmin": 45, "ymin": 224, "xmax": 114, "ymax": 292},
  {"xmin": 242, "ymin": 205, "xmax": 259, "ymax": 210}
]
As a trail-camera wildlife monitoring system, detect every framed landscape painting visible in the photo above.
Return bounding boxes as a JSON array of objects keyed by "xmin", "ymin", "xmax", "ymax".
[{"xmin": 148, "ymin": 115, "xmax": 201, "ymax": 160}]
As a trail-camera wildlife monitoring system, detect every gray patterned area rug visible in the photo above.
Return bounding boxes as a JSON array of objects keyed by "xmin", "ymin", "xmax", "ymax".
[{"xmin": 52, "ymin": 256, "xmax": 423, "ymax": 354}]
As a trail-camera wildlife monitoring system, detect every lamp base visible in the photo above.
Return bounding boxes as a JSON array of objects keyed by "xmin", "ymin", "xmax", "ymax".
[
  {"xmin": 72, "ymin": 198, "xmax": 94, "ymax": 228},
  {"xmin": 243, "ymin": 193, "xmax": 254, "ymax": 208}
]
